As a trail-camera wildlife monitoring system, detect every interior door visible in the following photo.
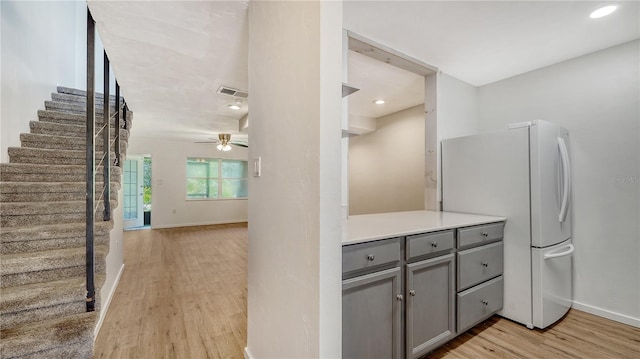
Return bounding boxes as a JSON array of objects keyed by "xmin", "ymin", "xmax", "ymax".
[
  {"xmin": 530, "ymin": 120, "xmax": 572, "ymax": 248},
  {"xmin": 123, "ymin": 156, "xmax": 144, "ymax": 229}
]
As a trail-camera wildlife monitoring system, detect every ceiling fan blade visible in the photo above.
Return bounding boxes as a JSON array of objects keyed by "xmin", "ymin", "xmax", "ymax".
[{"xmin": 231, "ymin": 142, "xmax": 248, "ymax": 148}]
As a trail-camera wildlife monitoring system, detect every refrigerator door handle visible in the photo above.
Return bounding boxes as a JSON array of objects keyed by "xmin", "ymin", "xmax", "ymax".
[
  {"xmin": 557, "ymin": 137, "xmax": 571, "ymax": 223},
  {"xmin": 544, "ymin": 244, "xmax": 574, "ymax": 260}
]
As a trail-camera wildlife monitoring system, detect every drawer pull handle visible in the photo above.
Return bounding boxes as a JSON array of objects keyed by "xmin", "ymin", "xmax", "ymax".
[
  {"xmin": 481, "ymin": 232, "xmax": 489, "ymax": 237},
  {"xmin": 367, "ymin": 254, "xmax": 375, "ymax": 261},
  {"xmin": 409, "ymin": 290, "xmax": 416, "ymax": 296},
  {"xmin": 396, "ymin": 294, "xmax": 404, "ymax": 301},
  {"xmin": 431, "ymin": 242, "xmax": 438, "ymax": 248},
  {"xmin": 482, "ymin": 262, "xmax": 489, "ymax": 267},
  {"xmin": 482, "ymin": 300, "xmax": 489, "ymax": 306}
]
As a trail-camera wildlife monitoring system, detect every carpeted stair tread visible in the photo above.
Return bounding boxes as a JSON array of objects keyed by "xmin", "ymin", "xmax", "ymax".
[
  {"xmin": 0, "ymin": 221, "xmax": 112, "ymax": 243},
  {"xmin": 0, "ymin": 200, "xmax": 118, "ymax": 224},
  {"xmin": 1, "ymin": 200, "xmax": 117, "ymax": 216},
  {"xmin": 1, "ymin": 232, "xmax": 110, "ymax": 255},
  {"xmin": 29, "ymin": 121, "xmax": 129, "ymax": 141},
  {"xmin": 8, "ymin": 147, "xmax": 118, "ymax": 165},
  {"xmin": 0, "ymin": 181, "xmax": 120, "ymax": 202},
  {"xmin": 51, "ymin": 92, "xmax": 120, "ymax": 106},
  {"xmin": 0, "ymin": 311, "xmax": 96, "ymax": 359},
  {"xmin": 0, "ymin": 163, "xmax": 121, "ymax": 182},
  {"xmin": 19, "ymin": 133, "xmax": 129, "ymax": 151},
  {"xmin": 42, "ymin": 102, "xmax": 133, "ymax": 118},
  {"xmin": 1, "ymin": 221, "xmax": 112, "ymax": 254},
  {"xmin": 1, "ymin": 200, "xmax": 118, "ymax": 227},
  {"xmin": 57, "ymin": 86, "xmax": 123, "ymax": 102},
  {"xmin": 0, "ymin": 246, "xmax": 108, "ymax": 276},
  {"xmin": 37, "ymin": 109, "xmax": 132, "ymax": 128}
]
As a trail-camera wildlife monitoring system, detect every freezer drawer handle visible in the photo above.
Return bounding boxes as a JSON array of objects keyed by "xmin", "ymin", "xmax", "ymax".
[{"xmin": 544, "ymin": 244, "xmax": 575, "ymax": 260}]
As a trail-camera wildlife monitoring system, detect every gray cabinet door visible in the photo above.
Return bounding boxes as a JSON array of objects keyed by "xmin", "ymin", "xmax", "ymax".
[
  {"xmin": 343, "ymin": 267, "xmax": 402, "ymax": 359},
  {"xmin": 405, "ymin": 254, "xmax": 455, "ymax": 359}
]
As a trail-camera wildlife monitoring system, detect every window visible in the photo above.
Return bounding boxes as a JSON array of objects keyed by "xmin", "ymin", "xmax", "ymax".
[{"xmin": 186, "ymin": 158, "xmax": 248, "ymax": 199}]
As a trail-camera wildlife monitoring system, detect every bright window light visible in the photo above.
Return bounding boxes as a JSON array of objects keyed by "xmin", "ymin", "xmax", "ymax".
[{"xmin": 590, "ymin": 5, "xmax": 617, "ymax": 19}]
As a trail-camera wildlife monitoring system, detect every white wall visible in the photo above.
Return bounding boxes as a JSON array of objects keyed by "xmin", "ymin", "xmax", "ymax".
[
  {"xmin": 126, "ymin": 136, "xmax": 248, "ymax": 228},
  {"xmin": 477, "ymin": 40, "xmax": 640, "ymax": 326},
  {"xmin": 349, "ymin": 105, "xmax": 425, "ymax": 215},
  {"xmin": 246, "ymin": 1, "xmax": 342, "ymax": 358},
  {"xmin": 1, "ymin": 1, "xmax": 115, "ymax": 163},
  {"xmin": 1, "ymin": 1, "xmax": 79, "ymax": 162},
  {"xmin": 435, "ymin": 72, "xmax": 480, "ymax": 206},
  {"xmin": 96, "ymin": 175, "xmax": 124, "ymax": 336}
]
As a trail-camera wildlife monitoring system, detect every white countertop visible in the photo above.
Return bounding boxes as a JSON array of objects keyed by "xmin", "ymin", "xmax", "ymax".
[{"xmin": 343, "ymin": 210, "xmax": 505, "ymax": 246}]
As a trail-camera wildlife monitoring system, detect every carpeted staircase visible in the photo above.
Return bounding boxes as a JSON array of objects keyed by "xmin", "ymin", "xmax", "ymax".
[{"xmin": 0, "ymin": 87, "xmax": 132, "ymax": 358}]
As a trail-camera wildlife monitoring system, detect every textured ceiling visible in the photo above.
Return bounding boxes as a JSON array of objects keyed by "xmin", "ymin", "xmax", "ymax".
[
  {"xmin": 344, "ymin": 1, "xmax": 640, "ymax": 87},
  {"xmin": 88, "ymin": 0, "xmax": 249, "ymax": 143},
  {"xmin": 348, "ymin": 50, "xmax": 425, "ymax": 119},
  {"xmin": 88, "ymin": 1, "xmax": 639, "ymax": 142}
]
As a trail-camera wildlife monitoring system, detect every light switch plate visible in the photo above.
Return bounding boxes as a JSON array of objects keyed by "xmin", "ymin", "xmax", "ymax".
[{"xmin": 253, "ymin": 157, "xmax": 261, "ymax": 177}]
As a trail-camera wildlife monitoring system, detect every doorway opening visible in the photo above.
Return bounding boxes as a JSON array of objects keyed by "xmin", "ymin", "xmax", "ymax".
[
  {"xmin": 344, "ymin": 32, "xmax": 439, "ymax": 215},
  {"xmin": 123, "ymin": 154, "xmax": 152, "ymax": 230}
]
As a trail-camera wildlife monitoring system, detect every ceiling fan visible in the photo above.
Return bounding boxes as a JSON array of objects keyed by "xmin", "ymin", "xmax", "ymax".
[{"xmin": 195, "ymin": 134, "xmax": 248, "ymax": 151}]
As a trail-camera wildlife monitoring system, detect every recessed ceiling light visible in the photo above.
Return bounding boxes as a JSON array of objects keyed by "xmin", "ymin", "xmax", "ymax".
[
  {"xmin": 228, "ymin": 99, "xmax": 243, "ymax": 110},
  {"xmin": 373, "ymin": 99, "xmax": 385, "ymax": 105},
  {"xmin": 590, "ymin": 5, "xmax": 617, "ymax": 19}
]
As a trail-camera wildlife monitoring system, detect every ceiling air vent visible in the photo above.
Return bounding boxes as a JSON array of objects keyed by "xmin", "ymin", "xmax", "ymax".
[{"xmin": 218, "ymin": 86, "xmax": 248, "ymax": 99}]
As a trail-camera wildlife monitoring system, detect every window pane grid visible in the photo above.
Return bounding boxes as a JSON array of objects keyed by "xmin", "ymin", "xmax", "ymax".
[{"xmin": 186, "ymin": 157, "xmax": 248, "ymax": 199}]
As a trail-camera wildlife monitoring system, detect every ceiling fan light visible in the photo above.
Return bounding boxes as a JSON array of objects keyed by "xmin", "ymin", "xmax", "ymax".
[
  {"xmin": 223, "ymin": 144, "xmax": 232, "ymax": 151},
  {"xmin": 216, "ymin": 144, "xmax": 223, "ymax": 150}
]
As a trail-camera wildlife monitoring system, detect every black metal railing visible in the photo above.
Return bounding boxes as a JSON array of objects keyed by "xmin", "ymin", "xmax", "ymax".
[{"xmin": 86, "ymin": 8, "xmax": 127, "ymax": 312}]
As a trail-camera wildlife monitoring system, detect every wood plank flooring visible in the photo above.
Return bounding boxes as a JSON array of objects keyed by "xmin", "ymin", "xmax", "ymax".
[
  {"xmin": 429, "ymin": 309, "xmax": 640, "ymax": 358},
  {"xmin": 94, "ymin": 224, "xmax": 639, "ymax": 359},
  {"xmin": 94, "ymin": 224, "xmax": 248, "ymax": 359}
]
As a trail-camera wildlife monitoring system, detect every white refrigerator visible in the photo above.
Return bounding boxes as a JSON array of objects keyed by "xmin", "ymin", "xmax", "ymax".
[{"xmin": 442, "ymin": 120, "xmax": 573, "ymax": 329}]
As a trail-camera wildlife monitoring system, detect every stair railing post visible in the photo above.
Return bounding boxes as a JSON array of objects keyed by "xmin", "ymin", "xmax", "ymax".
[
  {"xmin": 103, "ymin": 51, "xmax": 111, "ymax": 221},
  {"xmin": 115, "ymin": 81, "xmax": 121, "ymax": 167},
  {"xmin": 86, "ymin": 8, "xmax": 96, "ymax": 313}
]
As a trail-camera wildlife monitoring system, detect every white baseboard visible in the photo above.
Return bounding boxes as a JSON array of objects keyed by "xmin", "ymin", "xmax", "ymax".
[
  {"xmin": 152, "ymin": 219, "xmax": 248, "ymax": 229},
  {"xmin": 573, "ymin": 300, "xmax": 640, "ymax": 328},
  {"xmin": 94, "ymin": 263, "xmax": 125, "ymax": 338},
  {"xmin": 244, "ymin": 347, "xmax": 253, "ymax": 359}
]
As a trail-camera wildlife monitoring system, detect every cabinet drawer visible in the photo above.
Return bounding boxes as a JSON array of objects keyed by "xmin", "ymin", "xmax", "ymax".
[
  {"xmin": 457, "ymin": 276, "xmax": 503, "ymax": 334},
  {"xmin": 406, "ymin": 230, "xmax": 454, "ymax": 261},
  {"xmin": 343, "ymin": 238, "xmax": 401, "ymax": 277},
  {"xmin": 457, "ymin": 241, "xmax": 503, "ymax": 291},
  {"xmin": 457, "ymin": 222, "xmax": 504, "ymax": 250}
]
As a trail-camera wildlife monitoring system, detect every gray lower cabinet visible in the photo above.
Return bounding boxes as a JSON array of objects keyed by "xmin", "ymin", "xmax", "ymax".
[
  {"xmin": 343, "ymin": 267, "xmax": 402, "ymax": 359},
  {"xmin": 405, "ymin": 253, "xmax": 455, "ymax": 359},
  {"xmin": 342, "ymin": 221, "xmax": 504, "ymax": 358}
]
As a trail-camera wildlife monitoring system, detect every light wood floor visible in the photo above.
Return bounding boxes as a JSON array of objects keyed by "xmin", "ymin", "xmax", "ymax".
[
  {"xmin": 94, "ymin": 224, "xmax": 248, "ymax": 359},
  {"xmin": 95, "ymin": 225, "xmax": 640, "ymax": 359},
  {"xmin": 430, "ymin": 309, "xmax": 640, "ymax": 358}
]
